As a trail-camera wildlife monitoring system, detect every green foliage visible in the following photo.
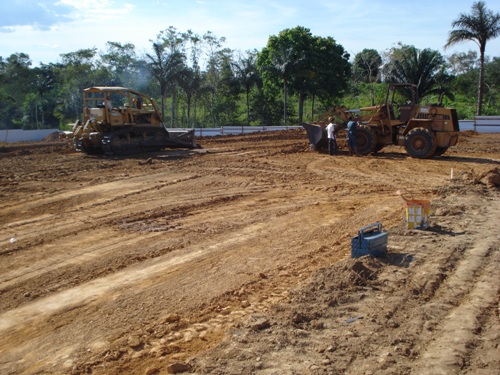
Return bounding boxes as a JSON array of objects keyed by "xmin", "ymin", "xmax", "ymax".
[
  {"xmin": 353, "ymin": 49, "xmax": 382, "ymax": 84},
  {"xmin": 385, "ymin": 44, "xmax": 447, "ymax": 101},
  {"xmin": 256, "ymin": 26, "xmax": 350, "ymax": 125},
  {"xmin": 1, "ymin": 20, "xmax": 500, "ymax": 131},
  {"xmin": 344, "ymin": 82, "xmax": 389, "ymax": 109},
  {"xmin": 445, "ymin": 1, "xmax": 500, "ymax": 115},
  {"xmin": 0, "ymin": 53, "xmax": 32, "ymax": 129}
]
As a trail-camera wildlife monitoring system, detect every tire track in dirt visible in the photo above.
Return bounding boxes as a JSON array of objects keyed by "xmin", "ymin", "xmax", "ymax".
[
  {"xmin": 413, "ymin": 197, "xmax": 500, "ymax": 374},
  {"xmin": 1, "ymin": 132, "xmax": 498, "ymax": 375},
  {"xmin": 185, "ymin": 185, "xmax": 499, "ymax": 375}
]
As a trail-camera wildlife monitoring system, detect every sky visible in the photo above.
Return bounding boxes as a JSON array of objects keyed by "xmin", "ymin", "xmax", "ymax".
[{"xmin": 0, "ymin": 0, "xmax": 499, "ymax": 67}]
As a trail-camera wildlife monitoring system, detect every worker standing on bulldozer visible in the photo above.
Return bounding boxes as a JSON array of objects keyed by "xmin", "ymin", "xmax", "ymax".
[
  {"xmin": 347, "ymin": 118, "xmax": 360, "ymax": 156},
  {"xmin": 104, "ymin": 96, "xmax": 112, "ymax": 111},
  {"xmin": 326, "ymin": 116, "xmax": 337, "ymax": 155}
]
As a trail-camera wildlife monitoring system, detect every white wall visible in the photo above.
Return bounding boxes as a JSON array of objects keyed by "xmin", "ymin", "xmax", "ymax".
[{"xmin": 0, "ymin": 129, "xmax": 60, "ymax": 143}]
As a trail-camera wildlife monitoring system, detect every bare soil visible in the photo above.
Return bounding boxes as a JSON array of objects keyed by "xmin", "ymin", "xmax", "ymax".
[{"xmin": 0, "ymin": 130, "xmax": 498, "ymax": 375}]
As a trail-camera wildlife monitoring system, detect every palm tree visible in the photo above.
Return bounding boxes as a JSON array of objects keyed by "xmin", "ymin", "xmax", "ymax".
[
  {"xmin": 32, "ymin": 65, "xmax": 54, "ymax": 129},
  {"xmin": 177, "ymin": 66, "xmax": 203, "ymax": 127},
  {"xmin": 231, "ymin": 51, "xmax": 259, "ymax": 126},
  {"xmin": 444, "ymin": 1, "xmax": 500, "ymax": 115},
  {"xmin": 145, "ymin": 42, "xmax": 185, "ymax": 125},
  {"xmin": 386, "ymin": 45, "xmax": 446, "ymax": 101}
]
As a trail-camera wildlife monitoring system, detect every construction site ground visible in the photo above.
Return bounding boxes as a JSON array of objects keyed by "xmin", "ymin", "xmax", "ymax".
[{"xmin": 0, "ymin": 129, "xmax": 499, "ymax": 375}]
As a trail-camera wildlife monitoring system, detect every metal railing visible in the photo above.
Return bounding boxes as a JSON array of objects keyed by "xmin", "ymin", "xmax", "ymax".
[
  {"xmin": 167, "ymin": 126, "xmax": 302, "ymax": 138},
  {"xmin": 2, "ymin": 120, "xmax": 498, "ymax": 143},
  {"xmin": 474, "ymin": 116, "xmax": 500, "ymax": 132}
]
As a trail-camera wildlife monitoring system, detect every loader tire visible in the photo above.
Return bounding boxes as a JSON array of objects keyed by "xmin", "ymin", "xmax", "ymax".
[
  {"xmin": 405, "ymin": 128, "xmax": 437, "ymax": 159},
  {"xmin": 356, "ymin": 125, "xmax": 377, "ymax": 155}
]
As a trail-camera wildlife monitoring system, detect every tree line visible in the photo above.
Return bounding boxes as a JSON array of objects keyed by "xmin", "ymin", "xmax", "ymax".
[{"xmin": 0, "ymin": 1, "xmax": 498, "ymax": 131}]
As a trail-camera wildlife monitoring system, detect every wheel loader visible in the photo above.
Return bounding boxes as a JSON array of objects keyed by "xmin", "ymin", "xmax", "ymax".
[
  {"xmin": 302, "ymin": 83, "xmax": 460, "ymax": 158},
  {"xmin": 70, "ymin": 86, "xmax": 198, "ymax": 155}
]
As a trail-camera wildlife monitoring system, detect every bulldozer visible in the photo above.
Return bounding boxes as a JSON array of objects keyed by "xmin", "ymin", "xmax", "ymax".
[
  {"xmin": 302, "ymin": 83, "xmax": 460, "ymax": 158},
  {"xmin": 68, "ymin": 86, "xmax": 198, "ymax": 155}
]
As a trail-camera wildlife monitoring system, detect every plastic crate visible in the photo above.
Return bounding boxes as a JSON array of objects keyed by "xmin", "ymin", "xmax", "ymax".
[
  {"xmin": 405, "ymin": 199, "xmax": 430, "ymax": 229},
  {"xmin": 351, "ymin": 222, "xmax": 388, "ymax": 258}
]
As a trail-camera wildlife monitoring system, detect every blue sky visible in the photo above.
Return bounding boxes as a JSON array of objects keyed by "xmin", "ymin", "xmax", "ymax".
[{"xmin": 0, "ymin": 0, "xmax": 499, "ymax": 66}]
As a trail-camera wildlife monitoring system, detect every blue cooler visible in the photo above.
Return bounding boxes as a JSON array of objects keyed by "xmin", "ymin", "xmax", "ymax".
[{"xmin": 351, "ymin": 222, "xmax": 388, "ymax": 258}]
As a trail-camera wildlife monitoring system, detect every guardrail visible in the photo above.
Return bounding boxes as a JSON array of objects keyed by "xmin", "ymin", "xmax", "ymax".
[
  {"xmin": 1, "ymin": 120, "xmax": 497, "ymax": 143},
  {"xmin": 168, "ymin": 126, "xmax": 302, "ymax": 138},
  {"xmin": 474, "ymin": 116, "xmax": 500, "ymax": 131}
]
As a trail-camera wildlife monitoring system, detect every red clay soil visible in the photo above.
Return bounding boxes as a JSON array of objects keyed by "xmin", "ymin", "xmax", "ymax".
[{"xmin": 0, "ymin": 129, "xmax": 498, "ymax": 375}]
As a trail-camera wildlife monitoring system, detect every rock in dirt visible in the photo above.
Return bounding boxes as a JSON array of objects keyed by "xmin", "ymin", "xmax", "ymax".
[{"xmin": 166, "ymin": 362, "xmax": 190, "ymax": 374}]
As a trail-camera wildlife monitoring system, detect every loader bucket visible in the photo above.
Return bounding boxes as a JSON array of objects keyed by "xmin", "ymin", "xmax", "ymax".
[{"xmin": 302, "ymin": 122, "xmax": 326, "ymax": 149}]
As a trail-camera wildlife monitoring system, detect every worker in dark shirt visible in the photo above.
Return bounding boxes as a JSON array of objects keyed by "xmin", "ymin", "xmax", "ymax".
[{"xmin": 347, "ymin": 118, "xmax": 360, "ymax": 156}]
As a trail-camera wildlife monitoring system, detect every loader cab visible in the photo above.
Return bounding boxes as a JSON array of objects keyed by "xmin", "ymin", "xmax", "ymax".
[{"xmin": 385, "ymin": 83, "xmax": 419, "ymax": 123}]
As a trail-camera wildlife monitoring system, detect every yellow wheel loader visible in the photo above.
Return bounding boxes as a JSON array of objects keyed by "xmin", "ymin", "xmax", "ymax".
[
  {"xmin": 70, "ymin": 87, "xmax": 198, "ymax": 155},
  {"xmin": 303, "ymin": 83, "xmax": 460, "ymax": 158}
]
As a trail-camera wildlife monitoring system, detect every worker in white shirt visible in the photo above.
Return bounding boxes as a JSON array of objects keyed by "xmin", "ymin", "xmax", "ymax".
[{"xmin": 325, "ymin": 116, "xmax": 337, "ymax": 155}]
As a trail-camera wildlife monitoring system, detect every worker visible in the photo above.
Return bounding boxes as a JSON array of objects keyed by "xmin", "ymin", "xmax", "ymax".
[
  {"xmin": 104, "ymin": 96, "xmax": 112, "ymax": 111},
  {"xmin": 325, "ymin": 116, "xmax": 337, "ymax": 155},
  {"xmin": 135, "ymin": 95, "xmax": 143, "ymax": 109},
  {"xmin": 347, "ymin": 117, "xmax": 360, "ymax": 156}
]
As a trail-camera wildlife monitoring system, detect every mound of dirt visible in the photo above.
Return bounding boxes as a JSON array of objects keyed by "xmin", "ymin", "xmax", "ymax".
[{"xmin": 476, "ymin": 167, "xmax": 500, "ymax": 188}]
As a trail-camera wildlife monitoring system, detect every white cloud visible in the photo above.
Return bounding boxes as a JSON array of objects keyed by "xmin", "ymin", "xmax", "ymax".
[
  {"xmin": 0, "ymin": 0, "xmax": 499, "ymax": 66},
  {"xmin": 0, "ymin": 1, "xmax": 72, "ymax": 30}
]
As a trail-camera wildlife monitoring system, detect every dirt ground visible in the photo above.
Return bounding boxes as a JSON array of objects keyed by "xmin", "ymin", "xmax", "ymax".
[{"xmin": 0, "ymin": 129, "xmax": 498, "ymax": 375}]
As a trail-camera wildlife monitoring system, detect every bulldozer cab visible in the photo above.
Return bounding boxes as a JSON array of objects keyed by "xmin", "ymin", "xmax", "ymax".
[
  {"xmin": 82, "ymin": 87, "xmax": 163, "ymax": 127},
  {"xmin": 87, "ymin": 107, "xmax": 105, "ymax": 122}
]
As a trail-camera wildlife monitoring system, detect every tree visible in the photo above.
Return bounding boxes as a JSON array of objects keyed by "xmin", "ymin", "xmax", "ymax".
[
  {"xmin": 32, "ymin": 65, "xmax": 54, "ymax": 128},
  {"xmin": 145, "ymin": 42, "xmax": 185, "ymax": 125},
  {"xmin": 202, "ymin": 31, "xmax": 231, "ymax": 127},
  {"xmin": 257, "ymin": 27, "xmax": 310, "ymax": 126},
  {"xmin": 208, "ymin": 48, "xmax": 240, "ymax": 126},
  {"xmin": 444, "ymin": 1, "xmax": 500, "ymax": 115},
  {"xmin": 353, "ymin": 49, "xmax": 382, "ymax": 105},
  {"xmin": 56, "ymin": 48, "xmax": 109, "ymax": 123},
  {"xmin": 482, "ymin": 57, "xmax": 500, "ymax": 113},
  {"xmin": 152, "ymin": 27, "xmax": 191, "ymax": 127},
  {"xmin": 0, "ymin": 53, "xmax": 32, "ymax": 128},
  {"xmin": 297, "ymin": 35, "xmax": 350, "ymax": 121},
  {"xmin": 177, "ymin": 66, "xmax": 202, "ymax": 127},
  {"xmin": 446, "ymin": 50, "xmax": 479, "ymax": 75},
  {"xmin": 353, "ymin": 49, "xmax": 382, "ymax": 84},
  {"xmin": 257, "ymin": 27, "xmax": 350, "ymax": 125},
  {"xmin": 182, "ymin": 29, "xmax": 203, "ymax": 70},
  {"xmin": 100, "ymin": 42, "xmax": 139, "ymax": 88},
  {"xmin": 385, "ymin": 44, "xmax": 447, "ymax": 102},
  {"xmin": 180, "ymin": 30, "xmax": 204, "ymax": 127},
  {"xmin": 231, "ymin": 50, "xmax": 260, "ymax": 125}
]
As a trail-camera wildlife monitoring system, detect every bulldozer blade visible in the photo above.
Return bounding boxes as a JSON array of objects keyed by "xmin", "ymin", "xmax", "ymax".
[{"xmin": 165, "ymin": 129, "xmax": 200, "ymax": 149}]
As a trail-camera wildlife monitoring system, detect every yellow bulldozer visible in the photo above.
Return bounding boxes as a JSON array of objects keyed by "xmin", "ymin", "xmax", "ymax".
[
  {"xmin": 302, "ymin": 83, "xmax": 460, "ymax": 158},
  {"xmin": 68, "ymin": 86, "xmax": 198, "ymax": 155}
]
